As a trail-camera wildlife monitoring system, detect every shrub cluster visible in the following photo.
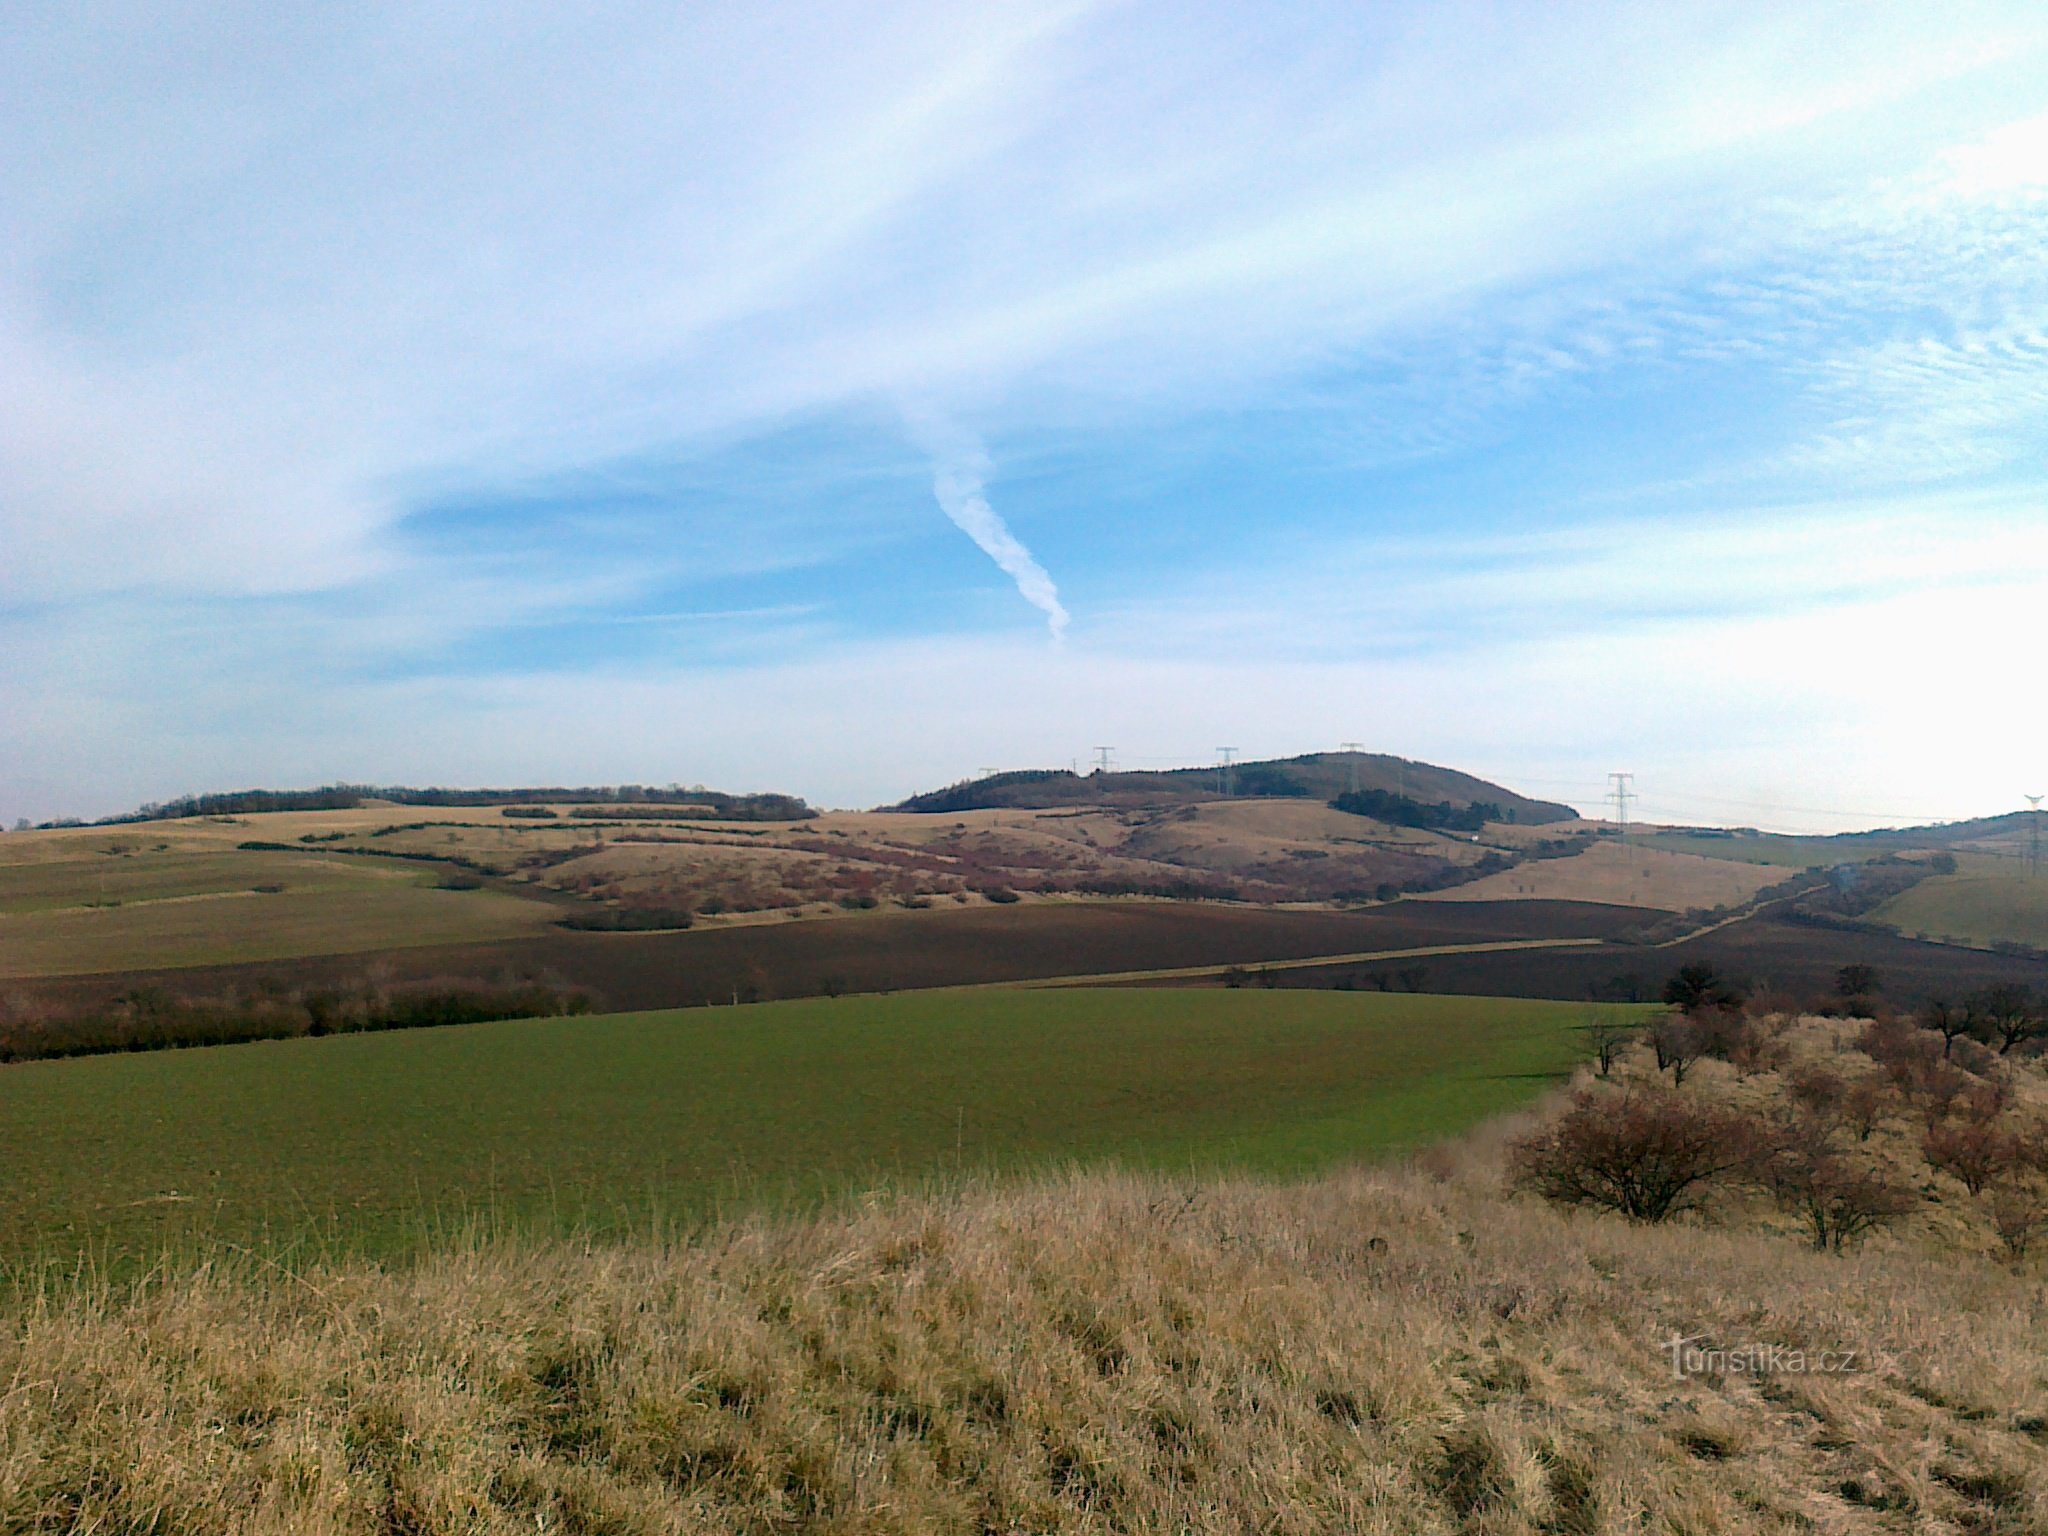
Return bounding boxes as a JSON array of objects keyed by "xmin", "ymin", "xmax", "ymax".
[
  {"xmin": 1512, "ymin": 975, "xmax": 2048, "ymax": 1255},
  {"xmin": 555, "ymin": 907, "xmax": 696, "ymax": 931},
  {"xmin": 0, "ymin": 975, "xmax": 594, "ymax": 1064}
]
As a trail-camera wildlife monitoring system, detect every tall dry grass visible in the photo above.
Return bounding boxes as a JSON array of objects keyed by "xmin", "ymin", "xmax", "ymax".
[{"xmin": 2, "ymin": 1123, "xmax": 2043, "ymax": 1534}]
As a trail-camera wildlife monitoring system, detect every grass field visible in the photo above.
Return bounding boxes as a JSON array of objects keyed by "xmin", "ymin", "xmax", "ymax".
[
  {"xmin": 1635, "ymin": 831, "xmax": 1855, "ymax": 867},
  {"xmin": 1418, "ymin": 839, "xmax": 1779, "ymax": 911},
  {"xmin": 0, "ymin": 988, "xmax": 1641, "ymax": 1266},
  {"xmin": 1875, "ymin": 853, "xmax": 2048, "ymax": 951},
  {"xmin": 0, "ymin": 854, "xmax": 554, "ymax": 977}
]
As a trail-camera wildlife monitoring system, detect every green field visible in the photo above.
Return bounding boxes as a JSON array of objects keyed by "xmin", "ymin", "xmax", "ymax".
[
  {"xmin": 1875, "ymin": 854, "xmax": 2048, "ymax": 951},
  {"xmin": 0, "ymin": 988, "xmax": 1641, "ymax": 1266}
]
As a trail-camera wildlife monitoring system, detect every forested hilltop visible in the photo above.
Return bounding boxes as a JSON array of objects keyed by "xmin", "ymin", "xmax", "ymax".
[
  {"xmin": 890, "ymin": 750, "xmax": 1579, "ymax": 822},
  {"xmin": 58, "ymin": 784, "xmax": 816, "ymax": 827}
]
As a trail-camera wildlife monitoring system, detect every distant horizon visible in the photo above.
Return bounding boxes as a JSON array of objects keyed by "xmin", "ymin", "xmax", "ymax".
[{"xmin": 17, "ymin": 747, "xmax": 2039, "ymax": 839}]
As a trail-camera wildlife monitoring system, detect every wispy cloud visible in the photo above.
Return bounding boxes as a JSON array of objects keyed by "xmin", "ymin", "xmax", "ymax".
[
  {"xmin": 8, "ymin": 4, "xmax": 2048, "ymax": 821},
  {"xmin": 910, "ymin": 417, "xmax": 1069, "ymax": 638}
]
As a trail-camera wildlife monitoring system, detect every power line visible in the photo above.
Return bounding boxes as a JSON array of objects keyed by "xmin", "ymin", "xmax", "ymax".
[
  {"xmin": 1503, "ymin": 774, "xmax": 1955, "ymax": 827},
  {"xmin": 1091, "ymin": 746, "xmax": 1116, "ymax": 774},
  {"xmin": 1215, "ymin": 747, "xmax": 1238, "ymax": 797}
]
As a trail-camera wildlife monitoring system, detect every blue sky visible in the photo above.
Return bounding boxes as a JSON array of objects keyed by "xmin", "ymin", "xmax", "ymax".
[{"xmin": 4, "ymin": 2, "xmax": 2047, "ymax": 828}]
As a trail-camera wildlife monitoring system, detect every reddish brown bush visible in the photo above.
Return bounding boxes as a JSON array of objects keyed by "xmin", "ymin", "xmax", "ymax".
[
  {"xmin": 1509, "ymin": 1086, "xmax": 1753, "ymax": 1223},
  {"xmin": 1752, "ymin": 1111, "xmax": 1918, "ymax": 1252},
  {"xmin": 1923, "ymin": 1119, "xmax": 2020, "ymax": 1197},
  {"xmin": 1987, "ymin": 1178, "xmax": 2048, "ymax": 1260}
]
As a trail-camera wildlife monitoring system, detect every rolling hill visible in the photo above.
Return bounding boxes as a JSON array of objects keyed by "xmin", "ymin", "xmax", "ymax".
[{"xmin": 887, "ymin": 750, "xmax": 1580, "ymax": 822}]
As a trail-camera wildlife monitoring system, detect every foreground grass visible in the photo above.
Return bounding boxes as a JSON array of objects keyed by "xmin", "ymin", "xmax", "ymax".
[
  {"xmin": 0, "ymin": 990, "xmax": 1628, "ymax": 1266},
  {"xmin": 5, "ymin": 1150, "xmax": 2042, "ymax": 1534}
]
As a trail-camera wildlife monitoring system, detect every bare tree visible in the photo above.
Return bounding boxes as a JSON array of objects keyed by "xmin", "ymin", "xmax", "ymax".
[
  {"xmin": 1585, "ymin": 1011, "xmax": 1637, "ymax": 1077},
  {"xmin": 1650, "ymin": 1013, "xmax": 1718, "ymax": 1086},
  {"xmin": 1969, "ymin": 984, "xmax": 2041, "ymax": 1056},
  {"xmin": 1922, "ymin": 999, "xmax": 1978, "ymax": 1059}
]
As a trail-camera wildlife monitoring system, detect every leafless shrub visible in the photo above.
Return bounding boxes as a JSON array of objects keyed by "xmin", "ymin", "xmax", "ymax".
[
  {"xmin": 1752, "ymin": 1110, "xmax": 1918, "ymax": 1252},
  {"xmin": 1924, "ymin": 1120, "xmax": 2021, "ymax": 1197},
  {"xmin": 1787, "ymin": 1060, "xmax": 1893, "ymax": 1142},
  {"xmin": 1924, "ymin": 998, "xmax": 1979, "ymax": 1059},
  {"xmin": 1585, "ymin": 1013, "xmax": 1637, "ymax": 1077},
  {"xmin": 1508, "ymin": 1085, "xmax": 1753, "ymax": 1223},
  {"xmin": 1986, "ymin": 1177, "xmax": 2048, "ymax": 1260},
  {"xmin": 1650, "ymin": 1013, "xmax": 1708, "ymax": 1086},
  {"xmin": 1969, "ymin": 984, "xmax": 2043, "ymax": 1057}
]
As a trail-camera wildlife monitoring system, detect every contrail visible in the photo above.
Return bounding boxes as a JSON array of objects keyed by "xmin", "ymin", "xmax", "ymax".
[{"xmin": 918, "ymin": 426, "xmax": 1069, "ymax": 641}]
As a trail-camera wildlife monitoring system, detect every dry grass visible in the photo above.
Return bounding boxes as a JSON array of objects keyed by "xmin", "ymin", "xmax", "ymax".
[
  {"xmin": 1876, "ymin": 853, "xmax": 2048, "ymax": 951},
  {"xmin": 4, "ymin": 1137, "xmax": 2045, "ymax": 1533},
  {"xmin": 1416, "ymin": 840, "xmax": 1779, "ymax": 914}
]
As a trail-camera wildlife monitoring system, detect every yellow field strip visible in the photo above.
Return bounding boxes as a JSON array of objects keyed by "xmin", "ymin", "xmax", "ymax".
[{"xmin": 1003, "ymin": 936, "xmax": 1608, "ymax": 989}]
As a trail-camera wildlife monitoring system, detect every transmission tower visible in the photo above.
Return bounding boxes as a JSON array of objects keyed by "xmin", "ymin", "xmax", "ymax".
[
  {"xmin": 2028, "ymin": 794, "xmax": 2044, "ymax": 878},
  {"xmin": 1339, "ymin": 741, "xmax": 1365, "ymax": 795},
  {"xmin": 1607, "ymin": 772, "xmax": 1636, "ymax": 858},
  {"xmin": 1091, "ymin": 746, "xmax": 1116, "ymax": 775},
  {"xmin": 1216, "ymin": 747, "xmax": 1239, "ymax": 797}
]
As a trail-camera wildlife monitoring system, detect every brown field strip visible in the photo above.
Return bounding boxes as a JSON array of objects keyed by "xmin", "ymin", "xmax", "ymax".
[{"xmin": 1007, "ymin": 935, "xmax": 1609, "ymax": 987}]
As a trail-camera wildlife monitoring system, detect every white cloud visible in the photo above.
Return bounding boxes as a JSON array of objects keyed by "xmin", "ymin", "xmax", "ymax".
[
  {"xmin": 8, "ymin": 3, "xmax": 2048, "ymax": 820},
  {"xmin": 8, "ymin": 4, "xmax": 2045, "ymax": 599}
]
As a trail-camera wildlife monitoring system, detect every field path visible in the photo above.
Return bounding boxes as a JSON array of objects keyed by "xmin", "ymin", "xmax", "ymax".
[{"xmin": 1003, "ymin": 935, "xmax": 1608, "ymax": 988}]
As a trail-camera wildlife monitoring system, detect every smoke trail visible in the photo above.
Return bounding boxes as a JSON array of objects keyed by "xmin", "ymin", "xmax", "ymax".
[{"xmin": 923, "ymin": 432, "xmax": 1069, "ymax": 641}]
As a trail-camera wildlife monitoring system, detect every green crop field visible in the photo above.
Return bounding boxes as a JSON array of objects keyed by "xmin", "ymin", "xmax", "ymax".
[
  {"xmin": 0, "ymin": 988, "xmax": 1646, "ymax": 1267},
  {"xmin": 1875, "ymin": 854, "xmax": 2048, "ymax": 951}
]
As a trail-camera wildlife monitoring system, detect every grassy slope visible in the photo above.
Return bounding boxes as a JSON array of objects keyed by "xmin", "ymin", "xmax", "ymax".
[
  {"xmin": 1417, "ymin": 839, "xmax": 1779, "ymax": 912},
  {"xmin": 7, "ymin": 1161, "xmax": 2041, "ymax": 1533},
  {"xmin": 1637, "ymin": 831, "xmax": 1854, "ymax": 867},
  {"xmin": 0, "ymin": 877, "xmax": 552, "ymax": 976},
  {"xmin": 0, "ymin": 989, "xmax": 1633, "ymax": 1264},
  {"xmin": 0, "ymin": 837, "xmax": 556, "ymax": 976},
  {"xmin": 1876, "ymin": 853, "xmax": 2048, "ymax": 950}
]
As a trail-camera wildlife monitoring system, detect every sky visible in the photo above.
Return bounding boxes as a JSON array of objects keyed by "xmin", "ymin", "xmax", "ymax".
[{"xmin": 4, "ymin": 2, "xmax": 2047, "ymax": 831}]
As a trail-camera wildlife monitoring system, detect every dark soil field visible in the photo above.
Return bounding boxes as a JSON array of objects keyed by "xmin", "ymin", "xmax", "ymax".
[
  {"xmin": 21, "ymin": 897, "xmax": 2043, "ymax": 1020},
  {"xmin": 1245, "ymin": 910, "xmax": 2048, "ymax": 1006},
  {"xmin": 21, "ymin": 898, "xmax": 1657, "ymax": 1013}
]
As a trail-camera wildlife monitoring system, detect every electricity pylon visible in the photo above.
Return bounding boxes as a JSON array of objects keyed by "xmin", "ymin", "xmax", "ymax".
[{"xmin": 1339, "ymin": 742, "xmax": 1365, "ymax": 795}]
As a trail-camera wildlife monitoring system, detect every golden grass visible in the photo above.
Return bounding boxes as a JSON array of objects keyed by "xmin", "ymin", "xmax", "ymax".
[
  {"xmin": 4, "ymin": 1125, "xmax": 2043, "ymax": 1533},
  {"xmin": 1417, "ymin": 840, "xmax": 1780, "ymax": 914},
  {"xmin": 0, "ymin": 880, "xmax": 554, "ymax": 978}
]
